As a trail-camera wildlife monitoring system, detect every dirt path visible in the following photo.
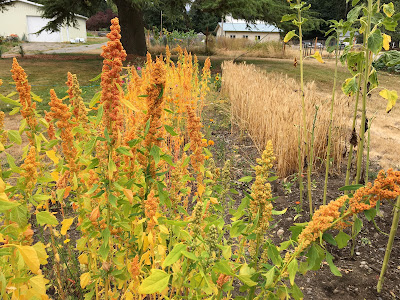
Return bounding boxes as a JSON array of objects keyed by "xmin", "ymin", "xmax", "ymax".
[{"xmin": 2, "ymin": 41, "xmax": 105, "ymax": 57}]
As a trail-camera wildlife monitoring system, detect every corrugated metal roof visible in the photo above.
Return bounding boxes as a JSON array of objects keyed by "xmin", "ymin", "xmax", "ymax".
[{"xmin": 218, "ymin": 22, "xmax": 281, "ymax": 33}]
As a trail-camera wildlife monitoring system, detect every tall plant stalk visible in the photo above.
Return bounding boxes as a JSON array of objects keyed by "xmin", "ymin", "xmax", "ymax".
[
  {"xmin": 355, "ymin": 0, "xmax": 372, "ymax": 185},
  {"xmin": 297, "ymin": 2, "xmax": 306, "ymax": 209},
  {"xmin": 344, "ymin": 73, "xmax": 362, "ymax": 193},
  {"xmin": 308, "ymin": 106, "xmax": 318, "ymax": 215},
  {"xmin": 323, "ymin": 31, "xmax": 340, "ymax": 205},
  {"xmin": 351, "ymin": 0, "xmax": 372, "ymax": 257},
  {"xmin": 377, "ymin": 196, "xmax": 400, "ymax": 292}
]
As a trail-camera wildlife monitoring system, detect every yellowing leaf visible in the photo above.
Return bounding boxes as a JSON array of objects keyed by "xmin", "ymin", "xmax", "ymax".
[
  {"xmin": 138, "ymin": 269, "xmax": 170, "ymax": 294},
  {"xmin": 383, "ymin": 2, "xmax": 395, "ymax": 17},
  {"xmin": 29, "ymin": 275, "xmax": 48, "ymax": 295},
  {"xmin": 45, "ymin": 150, "xmax": 59, "ymax": 164},
  {"xmin": 80, "ymin": 272, "xmax": 91, "ymax": 289},
  {"xmin": 78, "ymin": 253, "xmax": 88, "ymax": 265},
  {"xmin": 51, "ymin": 171, "xmax": 59, "ymax": 182},
  {"xmin": 125, "ymin": 291, "xmax": 134, "ymax": 300},
  {"xmin": 284, "ymin": 30, "xmax": 298, "ymax": 43},
  {"xmin": 60, "ymin": 218, "xmax": 74, "ymax": 235},
  {"xmin": 123, "ymin": 189, "xmax": 133, "ymax": 203},
  {"xmin": 32, "ymin": 242, "xmax": 48, "ymax": 265},
  {"xmin": 0, "ymin": 141, "xmax": 4, "ymax": 151},
  {"xmin": 121, "ymin": 97, "xmax": 139, "ymax": 112},
  {"xmin": 379, "ymin": 89, "xmax": 398, "ymax": 113},
  {"xmin": 310, "ymin": 51, "xmax": 324, "ymax": 63},
  {"xmin": 16, "ymin": 245, "xmax": 40, "ymax": 274},
  {"xmin": 0, "ymin": 178, "xmax": 6, "ymax": 193},
  {"xmin": 159, "ymin": 224, "xmax": 169, "ymax": 235},
  {"xmin": 197, "ymin": 184, "xmax": 205, "ymax": 197},
  {"xmin": 383, "ymin": 34, "xmax": 391, "ymax": 51},
  {"xmin": 148, "ymin": 231, "xmax": 154, "ymax": 246},
  {"xmin": 210, "ymin": 197, "xmax": 219, "ymax": 204}
]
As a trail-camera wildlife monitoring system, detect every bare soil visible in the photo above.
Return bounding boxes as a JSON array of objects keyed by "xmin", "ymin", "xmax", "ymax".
[{"xmin": 204, "ymin": 91, "xmax": 400, "ymax": 300}]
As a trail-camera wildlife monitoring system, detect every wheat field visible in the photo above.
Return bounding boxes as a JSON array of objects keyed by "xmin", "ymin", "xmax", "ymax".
[{"xmin": 222, "ymin": 61, "xmax": 348, "ymax": 177}]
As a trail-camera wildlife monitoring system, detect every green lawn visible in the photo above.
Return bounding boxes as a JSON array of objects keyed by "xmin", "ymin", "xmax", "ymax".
[
  {"xmin": 0, "ymin": 55, "xmax": 103, "ymax": 112},
  {"xmin": 1, "ymin": 54, "xmax": 398, "ymax": 114}
]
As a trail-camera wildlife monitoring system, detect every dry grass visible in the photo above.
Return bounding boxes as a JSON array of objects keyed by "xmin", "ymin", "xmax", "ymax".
[
  {"xmin": 222, "ymin": 61, "xmax": 348, "ymax": 177},
  {"xmin": 214, "ymin": 38, "xmax": 299, "ymax": 59}
]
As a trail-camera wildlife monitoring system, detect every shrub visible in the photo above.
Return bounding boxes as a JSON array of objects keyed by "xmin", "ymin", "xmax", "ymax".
[{"xmin": 86, "ymin": 9, "xmax": 117, "ymax": 31}]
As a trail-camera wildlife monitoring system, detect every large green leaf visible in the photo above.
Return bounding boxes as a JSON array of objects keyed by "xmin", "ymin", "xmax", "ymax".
[
  {"xmin": 162, "ymin": 243, "xmax": 186, "ymax": 268},
  {"xmin": 138, "ymin": 269, "xmax": 170, "ymax": 294},
  {"xmin": 36, "ymin": 211, "xmax": 58, "ymax": 226},
  {"xmin": 325, "ymin": 252, "xmax": 342, "ymax": 276},
  {"xmin": 335, "ymin": 231, "xmax": 351, "ymax": 249},
  {"xmin": 368, "ymin": 29, "xmax": 383, "ymax": 54},
  {"xmin": 10, "ymin": 205, "xmax": 28, "ymax": 227},
  {"xmin": 8, "ymin": 130, "xmax": 22, "ymax": 145},
  {"xmin": 0, "ymin": 199, "xmax": 20, "ymax": 212},
  {"xmin": 288, "ymin": 258, "xmax": 298, "ymax": 285},
  {"xmin": 213, "ymin": 260, "xmax": 234, "ymax": 275}
]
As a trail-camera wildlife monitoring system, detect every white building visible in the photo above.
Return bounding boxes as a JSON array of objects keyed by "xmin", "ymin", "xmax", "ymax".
[
  {"xmin": 0, "ymin": 0, "xmax": 87, "ymax": 42},
  {"xmin": 216, "ymin": 17, "xmax": 281, "ymax": 42}
]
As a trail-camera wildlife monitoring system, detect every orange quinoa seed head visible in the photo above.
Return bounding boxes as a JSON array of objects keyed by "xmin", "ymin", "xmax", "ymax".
[
  {"xmin": 294, "ymin": 169, "xmax": 400, "ymax": 256},
  {"xmin": 21, "ymin": 146, "xmax": 39, "ymax": 191},
  {"xmin": 10, "ymin": 58, "xmax": 37, "ymax": 132},
  {"xmin": 100, "ymin": 17, "xmax": 127, "ymax": 135}
]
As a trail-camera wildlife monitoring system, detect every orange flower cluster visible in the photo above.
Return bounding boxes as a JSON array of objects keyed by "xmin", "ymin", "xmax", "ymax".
[
  {"xmin": 186, "ymin": 105, "xmax": 205, "ymax": 185},
  {"xmin": 294, "ymin": 169, "xmax": 400, "ymax": 254},
  {"xmin": 44, "ymin": 111, "xmax": 56, "ymax": 140},
  {"xmin": 139, "ymin": 57, "xmax": 166, "ymax": 175},
  {"xmin": 100, "ymin": 17, "xmax": 127, "ymax": 134},
  {"xmin": 66, "ymin": 72, "xmax": 88, "ymax": 128},
  {"xmin": 295, "ymin": 195, "xmax": 348, "ymax": 253},
  {"xmin": 250, "ymin": 141, "xmax": 275, "ymax": 233},
  {"xmin": 10, "ymin": 58, "xmax": 37, "ymax": 138},
  {"xmin": 144, "ymin": 57, "xmax": 166, "ymax": 148},
  {"xmin": 217, "ymin": 273, "xmax": 230, "ymax": 289},
  {"xmin": 349, "ymin": 169, "xmax": 400, "ymax": 213},
  {"xmin": 144, "ymin": 190, "xmax": 159, "ymax": 230},
  {"xmin": 49, "ymin": 89, "xmax": 76, "ymax": 169},
  {"xmin": 21, "ymin": 146, "xmax": 39, "ymax": 191},
  {"xmin": 129, "ymin": 255, "xmax": 140, "ymax": 277}
]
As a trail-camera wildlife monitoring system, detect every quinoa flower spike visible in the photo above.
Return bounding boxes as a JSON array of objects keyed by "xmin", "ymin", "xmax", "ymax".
[{"xmin": 100, "ymin": 17, "xmax": 127, "ymax": 137}]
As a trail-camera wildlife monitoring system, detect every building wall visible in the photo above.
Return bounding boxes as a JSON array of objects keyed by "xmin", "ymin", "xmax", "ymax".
[
  {"xmin": 0, "ymin": 1, "xmax": 32, "ymax": 38},
  {"xmin": 222, "ymin": 31, "xmax": 280, "ymax": 42},
  {"xmin": 60, "ymin": 18, "xmax": 87, "ymax": 42},
  {"xmin": 0, "ymin": 1, "xmax": 87, "ymax": 42}
]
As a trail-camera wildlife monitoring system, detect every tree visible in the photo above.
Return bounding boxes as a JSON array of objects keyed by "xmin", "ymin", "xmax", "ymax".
[
  {"xmin": 35, "ymin": 0, "xmax": 291, "ymax": 56},
  {"xmin": 0, "ymin": 0, "xmax": 14, "ymax": 12}
]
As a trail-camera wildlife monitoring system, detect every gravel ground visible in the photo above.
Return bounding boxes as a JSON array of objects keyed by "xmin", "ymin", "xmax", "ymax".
[{"xmin": 2, "ymin": 41, "xmax": 105, "ymax": 57}]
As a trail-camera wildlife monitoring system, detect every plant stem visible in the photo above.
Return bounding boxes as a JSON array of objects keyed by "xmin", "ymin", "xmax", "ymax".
[
  {"xmin": 377, "ymin": 196, "xmax": 400, "ymax": 292},
  {"xmin": 323, "ymin": 32, "xmax": 340, "ymax": 205},
  {"xmin": 352, "ymin": 0, "xmax": 372, "ymax": 257},
  {"xmin": 297, "ymin": 125, "xmax": 304, "ymax": 209},
  {"xmin": 297, "ymin": 0, "xmax": 308, "ymax": 214},
  {"xmin": 356, "ymin": 0, "xmax": 372, "ymax": 185},
  {"xmin": 344, "ymin": 73, "xmax": 362, "ymax": 193},
  {"xmin": 366, "ymin": 124, "xmax": 371, "ymax": 183},
  {"xmin": 308, "ymin": 106, "xmax": 318, "ymax": 215}
]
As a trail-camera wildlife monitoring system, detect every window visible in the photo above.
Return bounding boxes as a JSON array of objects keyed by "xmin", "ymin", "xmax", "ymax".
[
  {"xmin": 255, "ymin": 35, "xmax": 261, "ymax": 41},
  {"xmin": 243, "ymin": 35, "xmax": 248, "ymax": 39},
  {"xmin": 230, "ymin": 34, "xmax": 236, "ymax": 38}
]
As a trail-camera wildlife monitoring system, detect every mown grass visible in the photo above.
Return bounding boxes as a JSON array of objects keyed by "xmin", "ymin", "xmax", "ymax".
[{"xmin": 0, "ymin": 55, "xmax": 103, "ymax": 112}]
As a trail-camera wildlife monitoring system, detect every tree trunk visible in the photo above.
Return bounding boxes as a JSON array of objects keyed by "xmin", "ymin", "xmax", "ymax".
[{"xmin": 114, "ymin": 0, "xmax": 147, "ymax": 56}]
